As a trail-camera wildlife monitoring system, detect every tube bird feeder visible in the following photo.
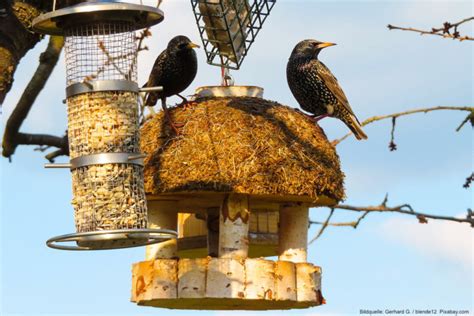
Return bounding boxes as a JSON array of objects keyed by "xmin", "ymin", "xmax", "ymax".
[
  {"xmin": 131, "ymin": 89, "xmax": 344, "ymax": 310},
  {"xmin": 32, "ymin": 1, "xmax": 177, "ymax": 250}
]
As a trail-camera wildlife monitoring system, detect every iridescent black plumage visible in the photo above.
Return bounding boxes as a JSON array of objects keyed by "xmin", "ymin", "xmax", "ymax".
[
  {"xmin": 287, "ymin": 39, "xmax": 367, "ymax": 140},
  {"xmin": 144, "ymin": 35, "xmax": 199, "ymax": 108}
]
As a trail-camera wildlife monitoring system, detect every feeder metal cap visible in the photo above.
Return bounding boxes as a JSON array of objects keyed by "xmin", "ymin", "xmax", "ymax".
[{"xmin": 32, "ymin": 2, "xmax": 164, "ymax": 35}]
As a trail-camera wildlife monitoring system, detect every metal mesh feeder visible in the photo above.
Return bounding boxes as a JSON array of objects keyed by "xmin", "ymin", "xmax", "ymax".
[
  {"xmin": 32, "ymin": 1, "xmax": 176, "ymax": 250},
  {"xmin": 191, "ymin": 0, "xmax": 276, "ymax": 70}
]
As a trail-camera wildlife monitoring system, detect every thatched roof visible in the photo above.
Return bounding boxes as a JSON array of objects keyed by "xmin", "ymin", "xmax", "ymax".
[{"xmin": 141, "ymin": 97, "xmax": 344, "ymax": 204}]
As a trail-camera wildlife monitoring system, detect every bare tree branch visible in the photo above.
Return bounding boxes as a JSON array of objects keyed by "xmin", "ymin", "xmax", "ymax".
[
  {"xmin": 2, "ymin": 36, "xmax": 67, "ymax": 160},
  {"xmin": 309, "ymin": 195, "xmax": 474, "ymax": 242},
  {"xmin": 332, "ymin": 106, "xmax": 473, "ymax": 146},
  {"xmin": 387, "ymin": 17, "xmax": 474, "ymax": 42}
]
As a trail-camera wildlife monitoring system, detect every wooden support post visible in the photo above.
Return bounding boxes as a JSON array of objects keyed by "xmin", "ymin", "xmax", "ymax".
[
  {"xmin": 146, "ymin": 201, "xmax": 178, "ymax": 260},
  {"xmin": 206, "ymin": 207, "xmax": 220, "ymax": 257},
  {"xmin": 218, "ymin": 193, "xmax": 250, "ymax": 259},
  {"xmin": 278, "ymin": 203, "xmax": 309, "ymax": 263}
]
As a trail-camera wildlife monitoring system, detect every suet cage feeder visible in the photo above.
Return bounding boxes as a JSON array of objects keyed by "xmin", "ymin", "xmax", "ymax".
[
  {"xmin": 32, "ymin": 1, "xmax": 177, "ymax": 250},
  {"xmin": 131, "ymin": 88, "xmax": 344, "ymax": 310},
  {"xmin": 191, "ymin": 0, "xmax": 276, "ymax": 70}
]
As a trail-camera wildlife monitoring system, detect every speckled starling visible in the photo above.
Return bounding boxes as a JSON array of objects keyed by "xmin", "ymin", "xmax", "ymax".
[
  {"xmin": 144, "ymin": 36, "xmax": 199, "ymax": 131},
  {"xmin": 287, "ymin": 39, "xmax": 368, "ymax": 140}
]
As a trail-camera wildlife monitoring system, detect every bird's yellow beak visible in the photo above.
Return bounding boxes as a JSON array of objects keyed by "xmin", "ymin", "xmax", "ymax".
[
  {"xmin": 188, "ymin": 42, "xmax": 200, "ymax": 49},
  {"xmin": 317, "ymin": 42, "xmax": 336, "ymax": 49}
]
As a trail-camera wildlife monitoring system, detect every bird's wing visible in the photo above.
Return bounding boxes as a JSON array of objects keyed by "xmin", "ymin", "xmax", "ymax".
[
  {"xmin": 146, "ymin": 49, "xmax": 167, "ymax": 87},
  {"xmin": 317, "ymin": 61, "xmax": 356, "ymax": 117}
]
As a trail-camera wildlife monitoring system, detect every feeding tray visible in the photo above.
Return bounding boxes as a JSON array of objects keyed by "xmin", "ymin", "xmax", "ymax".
[{"xmin": 131, "ymin": 90, "xmax": 344, "ymax": 310}]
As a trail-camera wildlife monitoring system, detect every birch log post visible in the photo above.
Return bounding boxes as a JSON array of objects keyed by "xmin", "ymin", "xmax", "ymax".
[
  {"xmin": 296, "ymin": 263, "xmax": 322, "ymax": 303},
  {"xmin": 178, "ymin": 258, "xmax": 207, "ymax": 298},
  {"xmin": 218, "ymin": 193, "xmax": 250, "ymax": 259},
  {"xmin": 244, "ymin": 259, "xmax": 275, "ymax": 300},
  {"xmin": 278, "ymin": 203, "xmax": 309, "ymax": 263},
  {"xmin": 146, "ymin": 201, "xmax": 178, "ymax": 260},
  {"xmin": 275, "ymin": 260, "xmax": 297, "ymax": 301}
]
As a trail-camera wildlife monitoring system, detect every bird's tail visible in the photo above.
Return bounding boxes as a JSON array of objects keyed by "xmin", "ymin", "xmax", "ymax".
[
  {"xmin": 345, "ymin": 114, "xmax": 368, "ymax": 140},
  {"xmin": 142, "ymin": 82, "xmax": 158, "ymax": 108}
]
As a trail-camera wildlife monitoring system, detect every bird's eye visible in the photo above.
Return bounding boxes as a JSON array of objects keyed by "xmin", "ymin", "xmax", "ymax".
[{"xmin": 179, "ymin": 43, "xmax": 187, "ymax": 49}]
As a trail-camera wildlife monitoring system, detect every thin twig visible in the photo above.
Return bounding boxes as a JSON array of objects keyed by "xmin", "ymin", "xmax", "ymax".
[
  {"xmin": 45, "ymin": 147, "xmax": 68, "ymax": 163},
  {"xmin": 387, "ymin": 17, "xmax": 474, "ymax": 41},
  {"xmin": 332, "ymin": 106, "xmax": 473, "ymax": 146},
  {"xmin": 388, "ymin": 117, "xmax": 397, "ymax": 151},
  {"xmin": 455, "ymin": 111, "xmax": 474, "ymax": 131},
  {"xmin": 2, "ymin": 36, "xmax": 68, "ymax": 160},
  {"xmin": 463, "ymin": 172, "xmax": 474, "ymax": 189},
  {"xmin": 309, "ymin": 208, "xmax": 334, "ymax": 244},
  {"xmin": 310, "ymin": 211, "xmax": 370, "ymax": 229}
]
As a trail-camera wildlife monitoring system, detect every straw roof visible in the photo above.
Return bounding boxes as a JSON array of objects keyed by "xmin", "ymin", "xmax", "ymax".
[{"xmin": 141, "ymin": 97, "xmax": 344, "ymax": 204}]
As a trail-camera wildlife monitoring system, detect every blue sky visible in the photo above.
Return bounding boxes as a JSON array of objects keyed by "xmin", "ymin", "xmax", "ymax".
[{"xmin": 1, "ymin": 0, "xmax": 472, "ymax": 315}]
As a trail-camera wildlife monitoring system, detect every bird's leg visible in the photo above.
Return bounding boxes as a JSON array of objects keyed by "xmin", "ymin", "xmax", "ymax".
[
  {"xmin": 297, "ymin": 110, "xmax": 329, "ymax": 122},
  {"xmin": 177, "ymin": 93, "xmax": 198, "ymax": 111},
  {"xmin": 311, "ymin": 114, "xmax": 330, "ymax": 122},
  {"xmin": 177, "ymin": 94, "xmax": 188, "ymax": 104},
  {"xmin": 161, "ymin": 98, "xmax": 182, "ymax": 135}
]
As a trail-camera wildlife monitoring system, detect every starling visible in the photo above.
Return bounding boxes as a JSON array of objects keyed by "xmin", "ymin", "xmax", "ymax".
[
  {"xmin": 287, "ymin": 39, "xmax": 368, "ymax": 140},
  {"xmin": 144, "ymin": 35, "xmax": 199, "ymax": 131}
]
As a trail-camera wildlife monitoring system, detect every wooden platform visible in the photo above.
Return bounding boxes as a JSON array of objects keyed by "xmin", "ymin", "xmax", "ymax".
[{"xmin": 131, "ymin": 258, "xmax": 323, "ymax": 310}]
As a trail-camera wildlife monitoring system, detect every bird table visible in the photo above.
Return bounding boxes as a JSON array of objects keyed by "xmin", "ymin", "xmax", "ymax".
[{"xmin": 131, "ymin": 87, "xmax": 345, "ymax": 310}]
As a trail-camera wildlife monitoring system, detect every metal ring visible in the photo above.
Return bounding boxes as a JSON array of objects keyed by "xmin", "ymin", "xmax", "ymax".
[
  {"xmin": 46, "ymin": 228, "xmax": 177, "ymax": 251},
  {"xmin": 70, "ymin": 153, "xmax": 145, "ymax": 169},
  {"xmin": 66, "ymin": 80, "xmax": 139, "ymax": 97},
  {"xmin": 32, "ymin": 2, "xmax": 164, "ymax": 35}
]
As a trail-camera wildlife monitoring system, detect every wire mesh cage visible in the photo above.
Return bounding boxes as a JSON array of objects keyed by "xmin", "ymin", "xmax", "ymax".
[
  {"xmin": 191, "ymin": 0, "xmax": 276, "ymax": 70},
  {"xmin": 68, "ymin": 91, "xmax": 144, "ymax": 234},
  {"xmin": 64, "ymin": 22, "xmax": 138, "ymax": 85},
  {"xmin": 32, "ymin": 1, "xmax": 176, "ymax": 250}
]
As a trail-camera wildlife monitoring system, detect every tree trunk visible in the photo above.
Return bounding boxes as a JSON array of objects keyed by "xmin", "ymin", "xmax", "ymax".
[
  {"xmin": 0, "ymin": 1, "xmax": 44, "ymax": 105},
  {"xmin": 0, "ymin": 0, "xmax": 72, "ymax": 106}
]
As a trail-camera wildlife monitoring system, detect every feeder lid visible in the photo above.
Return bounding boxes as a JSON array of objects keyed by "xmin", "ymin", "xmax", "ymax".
[
  {"xmin": 32, "ymin": 1, "xmax": 164, "ymax": 35},
  {"xmin": 141, "ymin": 94, "xmax": 345, "ymax": 207}
]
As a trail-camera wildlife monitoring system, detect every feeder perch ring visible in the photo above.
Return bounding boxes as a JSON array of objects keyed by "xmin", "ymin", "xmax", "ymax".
[
  {"xmin": 46, "ymin": 228, "xmax": 177, "ymax": 251},
  {"xmin": 70, "ymin": 152, "xmax": 146, "ymax": 169},
  {"xmin": 32, "ymin": 2, "xmax": 164, "ymax": 35},
  {"xmin": 44, "ymin": 153, "xmax": 146, "ymax": 170},
  {"xmin": 66, "ymin": 80, "xmax": 139, "ymax": 98}
]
